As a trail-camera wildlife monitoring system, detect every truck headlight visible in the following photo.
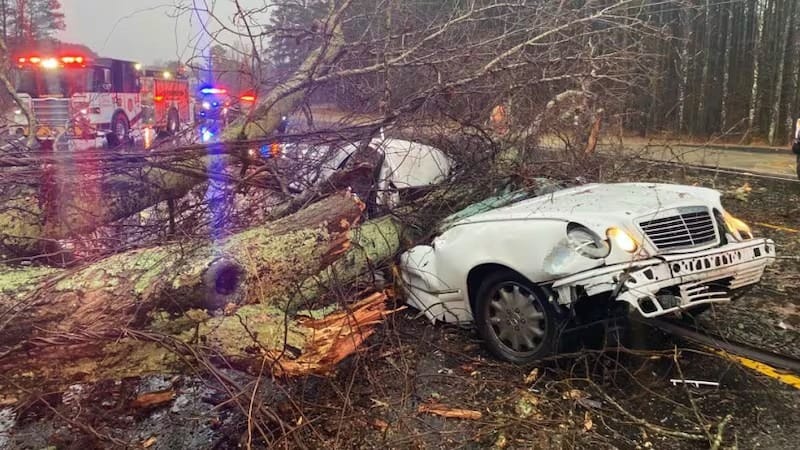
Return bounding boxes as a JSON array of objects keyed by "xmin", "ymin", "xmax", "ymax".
[
  {"xmin": 722, "ymin": 211, "xmax": 752, "ymax": 240},
  {"xmin": 607, "ymin": 227, "xmax": 638, "ymax": 253},
  {"xmin": 567, "ymin": 223, "xmax": 610, "ymax": 259}
]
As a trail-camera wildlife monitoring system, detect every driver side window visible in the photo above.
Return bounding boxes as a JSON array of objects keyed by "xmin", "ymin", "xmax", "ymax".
[{"xmin": 93, "ymin": 68, "xmax": 111, "ymax": 92}]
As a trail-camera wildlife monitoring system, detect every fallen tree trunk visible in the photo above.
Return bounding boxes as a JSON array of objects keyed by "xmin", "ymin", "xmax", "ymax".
[
  {"xmin": 0, "ymin": 192, "xmax": 403, "ymax": 397},
  {"xmin": 0, "ymin": 148, "xmax": 547, "ymax": 398}
]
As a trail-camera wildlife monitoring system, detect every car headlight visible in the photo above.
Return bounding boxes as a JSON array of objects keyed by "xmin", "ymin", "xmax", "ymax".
[
  {"xmin": 14, "ymin": 109, "xmax": 22, "ymax": 115},
  {"xmin": 567, "ymin": 223, "xmax": 610, "ymax": 259},
  {"xmin": 607, "ymin": 227, "xmax": 638, "ymax": 253},
  {"xmin": 202, "ymin": 101, "xmax": 211, "ymax": 110},
  {"xmin": 722, "ymin": 210, "xmax": 752, "ymax": 240}
]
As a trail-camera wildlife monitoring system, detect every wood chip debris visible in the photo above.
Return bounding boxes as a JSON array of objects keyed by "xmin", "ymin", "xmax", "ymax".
[
  {"xmin": 131, "ymin": 390, "xmax": 176, "ymax": 409},
  {"xmin": 669, "ymin": 379, "xmax": 720, "ymax": 388},
  {"xmin": 583, "ymin": 411, "xmax": 593, "ymax": 431},
  {"xmin": 523, "ymin": 367, "xmax": 540, "ymax": 384},
  {"xmin": 418, "ymin": 403, "xmax": 482, "ymax": 420},
  {"xmin": 372, "ymin": 418, "xmax": 389, "ymax": 432}
]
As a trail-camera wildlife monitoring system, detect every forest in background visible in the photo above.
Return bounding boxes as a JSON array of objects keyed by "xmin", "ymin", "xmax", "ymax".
[
  {"xmin": 3, "ymin": 0, "xmax": 800, "ymax": 145},
  {"xmin": 270, "ymin": 0, "xmax": 800, "ymax": 145}
]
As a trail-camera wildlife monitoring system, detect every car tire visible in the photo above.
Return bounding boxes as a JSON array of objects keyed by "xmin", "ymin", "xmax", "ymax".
[
  {"xmin": 107, "ymin": 112, "xmax": 129, "ymax": 147},
  {"xmin": 474, "ymin": 270, "xmax": 562, "ymax": 364},
  {"xmin": 167, "ymin": 108, "xmax": 180, "ymax": 135}
]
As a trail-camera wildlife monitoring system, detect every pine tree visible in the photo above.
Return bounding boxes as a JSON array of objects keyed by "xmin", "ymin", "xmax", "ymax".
[
  {"xmin": 7, "ymin": 0, "xmax": 64, "ymax": 44},
  {"xmin": 768, "ymin": 0, "xmax": 793, "ymax": 145},
  {"xmin": 1, "ymin": 0, "xmax": 15, "ymax": 41},
  {"xmin": 29, "ymin": 0, "xmax": 64, "ymax": 40},
  {"xmin": 268, "ymin": 0, "xmax": 328, "ymax": 78}
]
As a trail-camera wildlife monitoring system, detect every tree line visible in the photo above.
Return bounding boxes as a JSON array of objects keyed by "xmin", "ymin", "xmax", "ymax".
[
  {"xmin": 631, "ymin": 0, "xmax": 800, "ymax": 145},
  {"xmin": 268, "ymin": 0, "xmax": 800, "ymax": 145},
  {"xmin": 3, "ymin": 0, "xmax": 797, "ymax": 145},
  {"xmin": 0, "ymin": 0, "xmax": 64, "ymax": 44}
]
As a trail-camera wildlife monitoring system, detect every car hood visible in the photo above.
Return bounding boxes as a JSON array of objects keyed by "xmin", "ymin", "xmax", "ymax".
[{"xmin": 452, "ymin": 183, "xmax": 721, "ymax": 225}]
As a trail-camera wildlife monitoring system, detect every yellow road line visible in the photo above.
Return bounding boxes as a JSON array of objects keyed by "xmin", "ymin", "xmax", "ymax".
[
  {"xmin": 713, "ymin": 349, "xmax": 800, "ymax": 389},
  {"xmin": 755, "ymin": 222, "xmax": 800, "ymax": 233}
]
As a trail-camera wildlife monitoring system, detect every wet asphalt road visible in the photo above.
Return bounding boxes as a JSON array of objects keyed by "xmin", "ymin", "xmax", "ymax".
[{"xmin": 606, "ymin": 140, "xmax": 798, "ymax": 179}]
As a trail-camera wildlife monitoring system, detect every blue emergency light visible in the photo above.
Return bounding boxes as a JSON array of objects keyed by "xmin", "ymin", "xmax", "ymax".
[
  {"xmin": 200, "ymin": 87, "xmax": 227, "ymax": 95},
  {"xmin": 201, "ymin": 127, "xmax": 214, "ymax": 143}
]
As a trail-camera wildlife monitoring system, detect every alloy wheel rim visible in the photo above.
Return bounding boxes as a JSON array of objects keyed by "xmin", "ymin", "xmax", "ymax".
[{"xmin": 488, "ymin": 282, "xmax": 547, "ymax": 353}]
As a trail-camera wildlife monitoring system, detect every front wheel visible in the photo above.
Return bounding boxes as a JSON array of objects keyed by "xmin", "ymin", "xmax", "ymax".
[
  {"xmin": 107, "ymin": 112, "xmax": 129, "ymax": 147},
  {"xmin": 474, "ymin": 271, "xmax": 562, "ymax": 364}
]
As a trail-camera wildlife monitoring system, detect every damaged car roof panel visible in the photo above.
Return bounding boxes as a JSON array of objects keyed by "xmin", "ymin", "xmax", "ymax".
[{"xmin": 449, "ymin": 183, "xmax": 723, "ymax": 226}]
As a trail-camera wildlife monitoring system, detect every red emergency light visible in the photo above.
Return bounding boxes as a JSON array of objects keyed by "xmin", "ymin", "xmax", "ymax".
[
  {"xmin": 240, "ymin": 94, "xmax": 256, "ymax": 102},
  {"xmin": 16, "ymin": 54, "xmax": 87, "ymax": 68},
  {"xmin": 60, "ymin": 56, "xmax": 84, "ymax": 64}
]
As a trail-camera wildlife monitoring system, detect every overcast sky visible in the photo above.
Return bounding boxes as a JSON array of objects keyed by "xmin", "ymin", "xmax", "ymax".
[{"xmin": 57, "ymin": 0, "xmax": 270, "ymax": 65}]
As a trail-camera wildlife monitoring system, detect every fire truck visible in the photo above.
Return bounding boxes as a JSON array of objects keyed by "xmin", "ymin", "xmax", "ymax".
[{"xmin": 5, "ymin": 52, "xmax": 193, "ymax": 148}]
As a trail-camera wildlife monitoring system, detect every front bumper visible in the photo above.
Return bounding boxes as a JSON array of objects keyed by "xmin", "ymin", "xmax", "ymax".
[{"xmin": 552, "ymin": 238, "xmax": 776, "ymax": 317}]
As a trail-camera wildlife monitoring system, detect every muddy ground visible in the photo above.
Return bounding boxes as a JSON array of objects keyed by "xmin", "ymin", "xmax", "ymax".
[{"xmin": 2, "ymin": 165, "xmax": 799, "ymax": 449}]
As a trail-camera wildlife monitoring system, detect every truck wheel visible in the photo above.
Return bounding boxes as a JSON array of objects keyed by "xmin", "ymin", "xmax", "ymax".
[
  {"xmin": 167, "ymin": 109, "xmax": 180, "ymax": 135},
  {"xmin": 474, "ymin": 270, "xmax": 562, "ymax": 364},
  {"xmin": 107, "ymin": 112, "xmax": 130, "ymax": 147}
]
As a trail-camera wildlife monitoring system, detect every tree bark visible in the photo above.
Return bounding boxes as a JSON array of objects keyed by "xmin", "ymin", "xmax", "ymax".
[
  {"xmin": 768, "ymin": 0, "xmax": 793, "ymax": 145},
  {"xmin": 746, "ymin": 0, "xmax": 766, "ymax": 140},
  {"xmin": 1, "ymin": 0, "xmax": 6, "ymax": 40},
  {"xmin": 677, "ymin": 5, "xmax": 693, "ymax": 133},
  {"xmin": 697, "ymin": 0, "xmax": 712, "ymax": 134},
  {"xmin": 0, "ymin": 192, "xmax": 404, "ymax": 396},
  {"xmin": 0, "ymin": 35, "xmax": 36, "ymax": 144},
  {"xmin": 787, "ymin": 1, "xmax": 800, "ymax": 142},
  {"xmin": 720, "ymin": 5, "xmax": 734, "ymax": 132}
]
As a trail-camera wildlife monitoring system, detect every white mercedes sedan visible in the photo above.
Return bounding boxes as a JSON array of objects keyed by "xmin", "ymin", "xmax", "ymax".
[{"xmin": 399, "ymin": 183, "xmax": 776, "ymax": 363}]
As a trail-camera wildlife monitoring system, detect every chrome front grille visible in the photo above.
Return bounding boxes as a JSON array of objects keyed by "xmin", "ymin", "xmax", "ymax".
[
  {"xmin": 639, "ymin": 207, "xmax": 718, "ymax": 251},
  {"xmin": 32, "ymin": 98, "xmax": 70, "ymax": 128}
]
